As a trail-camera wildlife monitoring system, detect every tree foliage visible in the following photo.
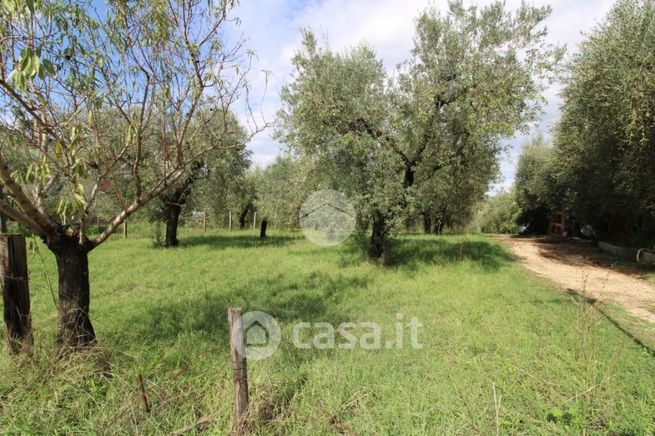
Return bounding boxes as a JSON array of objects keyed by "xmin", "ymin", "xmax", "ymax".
[
  {"xmin": 0, "ymin": 0, "xmax": 262, "ymax": 346},
  {"xmin": 254, "ymin": 156, "xmax": 313, "ymax": 229},
  {"xmin": 277, "ymin": 1, "xmax": 562, "ymax": 257},
  {"xmin": 469, "ymin": 190, "xmax": 520, "ymax": 234},
  {"xmin": 514, "ymin": 135, "xmax": 561, "ymax": 233},
  {"xmin": 555, "ymin": 0, "xmax": 655, "ymax": 242},
  {"xmin": 276, "ymin": 31, "xmax": 402, "ymax": 257}
]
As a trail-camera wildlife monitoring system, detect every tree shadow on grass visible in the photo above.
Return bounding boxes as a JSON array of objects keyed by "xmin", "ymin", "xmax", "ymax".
[
  {"xmin": 385, "ymin": 237, "xmax": 516, "ymax": 271},
  {"xmin": 564, "ymin": 288, "xmax": 655, "ymax": 359},
  {"xmin": 179, "ymin": 233, "xmax": 300, "ymax": 250},
  {"xmin": 115, "ymin": 271, "xmax": 365, "ymax": 347},
  {"xmin": 110, "ymin": 270, "xmax": 366, "ymax": 424}
]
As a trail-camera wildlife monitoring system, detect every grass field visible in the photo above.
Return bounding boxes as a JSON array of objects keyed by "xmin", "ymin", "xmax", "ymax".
[{"xmin": 1, "ymin": 230, "xmax": 655, "ymax": 434}]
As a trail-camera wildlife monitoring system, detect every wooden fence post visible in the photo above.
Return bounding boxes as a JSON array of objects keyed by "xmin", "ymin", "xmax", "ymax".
[
  {"xmin": 252, "ymin": 211, "xmax": 256, "ymax": 231},
  {"xmin": 228, "ymin": 307, "xmax": 249, "ymax": 430},
  {"xmin": 123, "ymin": 220, "xmax": 128, "ymax": 239},
  {"xmin": 228, "ymin": 211, "xmax": 232, "ymax": 232},
  {"xmin": 203, "ymin": 211, "xmax": 207, "ymax": 234},
  {"xmin": 1, "ymin": 234, "xmax": 32, "ymax": 354}
]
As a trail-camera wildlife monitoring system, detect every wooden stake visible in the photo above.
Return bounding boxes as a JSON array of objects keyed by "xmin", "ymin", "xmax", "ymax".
[
  {"xmin": 138, "ymin": 374, "xmax": 151, "ymax": 413},
  {"xmin": 252, "ymin": 211, "xmax": 256, "ymax": 231},
  {"xmin": 203, "ymin": 210, "xmax": 207, "ymax": 233},
  {"xmin": 0, "ymin": 234, "xmax": 32, "ymax": 353},
  {"xmin": 493, "ymin": 382, "xmax": 501, "ymax": 436},
  {"xmin": 228, "ymin": 307, "xmax": 249, "ymax": 430},
  {"xmin": 123, "ymin": 220, "xmax": 128, "ymax": 239},
  {"xmin": 228, "ymin": 211, "xmax": 232, "ymax": 232}
]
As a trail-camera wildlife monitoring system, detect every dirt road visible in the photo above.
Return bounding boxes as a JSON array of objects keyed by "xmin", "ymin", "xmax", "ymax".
[{"xmin": 497, "ymin": 236, "xmax": 655, "ymax": 323}]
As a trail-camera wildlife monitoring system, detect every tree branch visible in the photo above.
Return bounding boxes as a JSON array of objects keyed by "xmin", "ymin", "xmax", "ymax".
[
  {"xmin": 0, "ymin": 199, "xmax": 43, "ymax": 234},
  {"xmin": 0, "ymin": 151, "xmax": 56, "ymax": 237}
]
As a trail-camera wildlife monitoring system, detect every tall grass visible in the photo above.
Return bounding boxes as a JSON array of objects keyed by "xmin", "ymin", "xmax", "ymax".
[{"xmin": 1, "ymin": 230, "xmax": 654, "ymax": 434}]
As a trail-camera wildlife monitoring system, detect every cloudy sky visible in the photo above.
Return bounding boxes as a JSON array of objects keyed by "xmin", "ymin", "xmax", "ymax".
[{"xmin": 229, "ymin": 0, "xmax": 615, "ymax": 192}]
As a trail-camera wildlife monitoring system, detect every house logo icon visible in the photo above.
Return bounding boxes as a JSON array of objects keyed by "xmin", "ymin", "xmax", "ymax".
[
  {"xmin": 234, "ymin": 311, "xmax": 281, "ymax": 360},
  {"xmin": 299, "ymin": 190, "xmax": 356, "ymax": 246}
]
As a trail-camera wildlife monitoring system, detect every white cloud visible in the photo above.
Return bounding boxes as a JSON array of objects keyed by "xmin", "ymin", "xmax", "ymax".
[{"xmin": 283, "ymin": 0, "xmax": 431, "ymax": 69}]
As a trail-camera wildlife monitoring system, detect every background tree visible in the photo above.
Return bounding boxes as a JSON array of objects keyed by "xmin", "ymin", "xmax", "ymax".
[
  {"xmin": 253, "ymin": 155, "xmax": 316, "ymax": 236},
  {"xmin": 155, "ymin": 160, "xmax": 204, "ymax": 247},
  {"xmin": 514, "ymin": 135, "xmax": 561, "ymax": 233},
  {"xmin": 227, "ymin": 170, "xmax": 259, "ymax": 229},
  {"xmin": 152, "ymin": 114, "xmax": 248, "ymax": 247},
  {"xmin": 181, "ymin": 143, "xmax": 251, "ymax": 232},
  {"xmin": 415, "ymin": 138, "xmax": 500, "ymax": 234},
  {"xmin": 276, "ymin": 32, "xmax": 404, "ymax": 258},
  {"xmin": 278, "ymin": 2, "xmax": 562, "ymax": 259},
  {"xmin": 469, "ymin": 190, "xmax": 520, "ymax": 234},
  {"xmin": 555, "ymin": 0, "xmax": 655, "ymax": 244},
  {"xmin": 391, "ymin": 1, "xmax": 562, "ymax": 194},
  {"xmin": 0, "ymin": 0, "xmax": 263, "ymax": 347}
]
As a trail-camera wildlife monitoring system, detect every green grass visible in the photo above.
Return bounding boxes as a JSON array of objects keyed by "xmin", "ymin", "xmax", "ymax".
[
  {"xmin": 647, "ymin": 273, "xmax": 655, "ymax": 285},
  {"xmin": 1, "ymin": 230, "xmax": 655, "ymax": 434}
]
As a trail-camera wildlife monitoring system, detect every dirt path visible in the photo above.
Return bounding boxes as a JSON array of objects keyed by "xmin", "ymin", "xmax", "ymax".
[{"xmin": 497, "ymin": 236, "xmax": 655, "ymax": 323}]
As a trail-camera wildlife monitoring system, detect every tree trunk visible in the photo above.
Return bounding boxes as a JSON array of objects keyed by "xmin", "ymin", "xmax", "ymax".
[
  {"xmin": 164, "ymin": 204, "xmax": 182, "ymax": 247},
  {"xmin": 355, "ymin": 213, "xmax": 369, "ymax": 234},
  {"xmin": 403, "ymin": 166, "xmax": 415, "ymax": 189},
  {"xmin": 1, "ymin": 234, "xmax": 32, "ymax": 353},
  {"xmin": 260, "ymin": 219, "xmax": 268, "ymax": 239},
  {"xmin": 158, "ymin": 161, "xmax": 203, "ymax": 246},
  {"xmin": 239, "ymin": 204, "xmax": 251, "ymax": 229},
  {"xmin": 0, "ymin": 188, "xmax": 7, "ymax": 233},
  {"xmin": 368, "ymin": 210, "xmax": 387, "ymax": 260},
  {"xmin": 422, "ymin": 214, "xmax": 432, "ymax": 234},
  {"xmin": 433, "ymin": 218, "xmax": 445, "ymax": 235},
  {"xmin": 50, "ymin": 237, "xmax": 95, "ymax": 348}
]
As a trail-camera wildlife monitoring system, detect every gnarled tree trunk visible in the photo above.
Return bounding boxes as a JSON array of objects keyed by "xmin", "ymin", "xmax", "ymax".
[
  {"xmin": 422, "ymin": 213, "xmax": 432, "ymax": 234},
  {"xmin": 260, "ymin": 219, "xmax": 268, "ymax": 239},
  {"xmin": 49, "ymin": 236, "xmax": 95, "ymax": 348},
  {"xmin": 1, "ymin": 234, "xmax": 32, "ymax": 353},
  {"xmin": 164, "ymin": 203, "xmax": 182, "ymax": 247},
  {"xmin": 159, "ymin": 161, "xmax": 203, "ymax": 247},
  {"xmin": 239, "ymin": 203, "xmax": 251, "ymax": 229},
  {"xmin": 368, "ymin": 210, "xmax": 388, "ymax": 260}
]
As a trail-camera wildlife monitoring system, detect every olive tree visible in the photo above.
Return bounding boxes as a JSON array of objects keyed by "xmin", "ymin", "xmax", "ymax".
[
  {"xmin": 0, "ymin": 0, "xmax": 264, "ymax": 347},
  {"xmin": 555, "ymin": 0, "xmax": 655, "ymax": 242},
  {"xmin": 514, "ymin": 135, "xmax": 561, "ymax": 233},
  {"xmin": 276, "ymin": 32, "xmax": 404, "ymax": 258},
  {"xmin": 278, "ymin": 1, "xmax": 562, "ymax": 259},
  {"xmin": 416, "ymin": 144, "xmax": 499, "ymax": 234},
  {"xmin": 469, "ymin": 190, "xmax": 520, "ymax": 234},
  {"xmin": 152, "ymin": 113, "xmax": 248, "ymax": 247},
  {"xmin": 254, "ymin": 155, "xmax": 315, "ymax": 236}
]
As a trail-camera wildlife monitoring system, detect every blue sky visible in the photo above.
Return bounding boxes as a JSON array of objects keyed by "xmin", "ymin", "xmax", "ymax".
[{"xmin": 229, "ymin": 0, "xmax": 615, "ymax": 191}]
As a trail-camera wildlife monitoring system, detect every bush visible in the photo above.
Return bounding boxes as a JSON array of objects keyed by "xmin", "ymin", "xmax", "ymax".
[{"xmin": 469, "ymin": 190, "xmax": 520, "ymax": 234}]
